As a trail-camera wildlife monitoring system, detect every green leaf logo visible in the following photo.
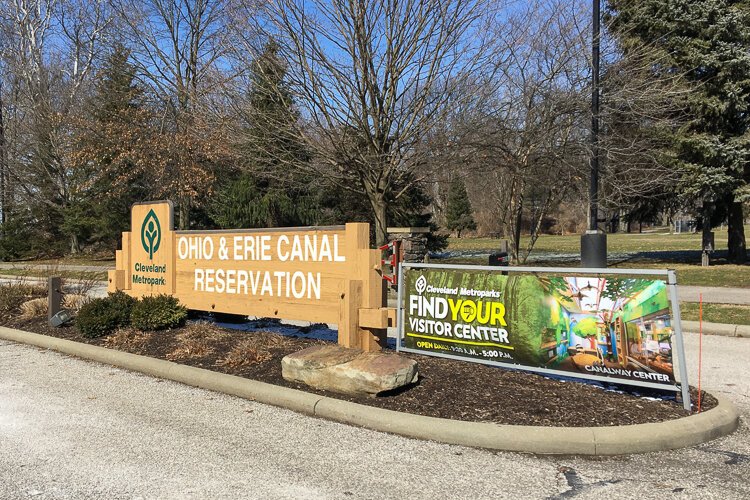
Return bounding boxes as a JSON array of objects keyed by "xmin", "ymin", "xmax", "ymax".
[{"xmin": 141, "ymin": 209, "xmax": 162, "ymax": 259}]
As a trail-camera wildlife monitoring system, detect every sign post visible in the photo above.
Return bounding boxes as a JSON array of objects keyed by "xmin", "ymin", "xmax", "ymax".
[{"xmin": 397, "ymin": 263, "xmax": 691, "ymax": 410}]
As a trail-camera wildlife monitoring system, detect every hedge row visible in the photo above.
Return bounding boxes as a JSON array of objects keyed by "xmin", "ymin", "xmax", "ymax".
[{"xmin": 76, "ymin": 291, "xmax": 187, "ymax": 338}]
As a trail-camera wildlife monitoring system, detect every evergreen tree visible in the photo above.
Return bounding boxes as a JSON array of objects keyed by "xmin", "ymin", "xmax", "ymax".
[
  {"xmin": 211, "ymin": 40, "xmax": 314, "ymax": 228},
  {"xmin": 607, "ymin": 0, "xmax": 750, "ymax": 263},
  {"xmin": 445, "ymin": 177, "xmax": 476, "ymax": 238},
  {"xmin": 67, "ymin": 43, "xmax": 151, "ymax": 251}
]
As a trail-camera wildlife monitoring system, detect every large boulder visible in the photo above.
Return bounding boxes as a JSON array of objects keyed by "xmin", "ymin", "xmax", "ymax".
[{"xmin": 282, "ymin": 345, "xmax": 418, "ymax": 396}]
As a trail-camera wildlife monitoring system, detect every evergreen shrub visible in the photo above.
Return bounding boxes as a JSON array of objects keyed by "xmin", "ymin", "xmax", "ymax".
[
  {"xmin": 76, "ymin": 291, "xmax": 135, "ymax": 338},
  {"xmin": 130, "ymin": 294, "xmax": 188, "ymax": 331}
]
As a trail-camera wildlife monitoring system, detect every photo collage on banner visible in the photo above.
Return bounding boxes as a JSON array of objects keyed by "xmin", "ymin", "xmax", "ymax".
[{"xmin": 401, "ymin": 267, "xmax": 677, "ymax": 389}]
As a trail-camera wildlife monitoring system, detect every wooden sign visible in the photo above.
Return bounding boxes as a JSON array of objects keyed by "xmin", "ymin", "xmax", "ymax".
[{"xmin": 109, "ymin": 201, "xmax": 391, "ymax": 351}]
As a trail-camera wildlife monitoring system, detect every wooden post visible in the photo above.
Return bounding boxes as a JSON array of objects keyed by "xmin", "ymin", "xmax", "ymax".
[
  {"xmin": 360, "ymin": 247, "xmax": 387, "ymax": 350},
  {"xmin": 121, "ymin": 232, "xmax": 132, "ymax": 288},
  {"xmin": 342, "ymin": 223, "xmax": 387, "ymax": 352},
  {"xmin": 48, "ymin": 276, "xmax": 62, "ymax": 323},
  {"xmin": 108, "ymin": 270, "xmax": 126, "ymax": 292},
  {"xmin": 338, "ymin": 279, "xmax": 362, "ymax": 348}
]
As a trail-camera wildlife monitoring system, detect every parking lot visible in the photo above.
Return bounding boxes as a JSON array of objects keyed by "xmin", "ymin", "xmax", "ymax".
[{"xmin": 0, "ymin": 331, "xmax": 747, "ymax": 499}]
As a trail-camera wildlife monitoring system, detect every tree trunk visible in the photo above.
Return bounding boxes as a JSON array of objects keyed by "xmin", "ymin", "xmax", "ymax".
[
  {"xmin": 179, "ymin": 197, "xmax": 190, "ymax": 230},
  {"xmin": 370, "ymin": 193, "xmax": 388, "ymax": 247},
  {"xmin": 510, "ymin": 192, "xmax": 524, "ymax": 264},
  {"xmin": 727, "ymin": 201, "xmax": 747, "ymax": 264},
  {"xmin": 70, "ymin": 234, "xmax": 81, "ymax": 254}
]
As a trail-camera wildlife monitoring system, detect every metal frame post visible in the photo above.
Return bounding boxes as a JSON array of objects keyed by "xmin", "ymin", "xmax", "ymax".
[
  {"xmin": 668, "ymin": 270, "xmax": 692, "ymax": 411},
  {"xmin": 397, "ymin": 263, "xmax": 687, "ymax": 395},
  {"xmin": 395, "ymin": 262, "xmax": 404, "ymax": 352}
]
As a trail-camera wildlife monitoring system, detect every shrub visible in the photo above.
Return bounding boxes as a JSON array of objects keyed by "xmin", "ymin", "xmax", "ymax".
[
  {"xmin": 76, "ymin": 300, "xmax": 127, "ymax": 339},
  {"xmin": 106, "ymin": 290, "xmax": 137, "ymax": 320},
  {"xmin": 0, "ymin": 282, "xmax": 45, "ymax": 320},
  {"xmin": 165, "ymin": 322, "xmax": 228, "ymax": 361},
  {"xmin": 130, "ymin": 294, "xmax": 187, "ymax": 331}
]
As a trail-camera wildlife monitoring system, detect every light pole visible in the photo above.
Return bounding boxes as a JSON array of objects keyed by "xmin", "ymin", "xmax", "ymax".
[{"xmin": 581, "ymin": 0, "xmax": 607, "ymax": 268}]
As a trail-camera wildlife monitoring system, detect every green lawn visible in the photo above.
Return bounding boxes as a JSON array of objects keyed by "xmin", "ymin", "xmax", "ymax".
[
  {"xmin": 448, "ymin": 225, "xmax": 750, "ymax": 254},
  {"xmin": 608, "ymin": 262, "xmax": 750, "ymax": 288},
  {"xmin": 681, "ymin": 303, "xmax": 750, "ymax": 325},
  {"xmin": 443, "ymin": 225, "xmax": 750, "ymax": 288}
]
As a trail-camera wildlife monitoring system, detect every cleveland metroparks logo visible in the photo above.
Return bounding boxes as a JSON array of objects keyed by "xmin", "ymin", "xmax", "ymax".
[{"xmin": 141, "ymin": 209, "xmax": 162, "ymax": 259}]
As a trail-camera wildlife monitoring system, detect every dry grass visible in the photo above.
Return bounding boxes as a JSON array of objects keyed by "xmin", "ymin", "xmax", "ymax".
[
  {"xmin": 18, "ymin": 293, "xmax": 90, "ymax": 319},
  {"xmin": 62, "ymin": 293, "xmax": 90, "ymax": 311},
  {"xmin": 216, "ymin": 339, "xmax": 273, "ymax": 368},
  {"xmin": 166, "ymin": 322, "xmax": 230, "ymax": 361},
  {"xmin": 19, "ymin": 298, "xmax": 47, "ymax": 319},
  {"xmin": 180, "ymin": 321, "xmax": 232, "ymax": 341},
  {"xmin": 255, "ymin": 331, "xmax": 297, "ymax": 349},
  {"xmin": 0, "ymin": 282, "xmax": 46, "ymax": 319},
  {"xmin": 102, "ymin": 328, "xmax": 153, "ymax": 354}
]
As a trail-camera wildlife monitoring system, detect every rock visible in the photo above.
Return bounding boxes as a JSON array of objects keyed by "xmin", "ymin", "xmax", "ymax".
[{"xmin": 282, "ymin": 345, "xmax": 418, "ymax": 396}]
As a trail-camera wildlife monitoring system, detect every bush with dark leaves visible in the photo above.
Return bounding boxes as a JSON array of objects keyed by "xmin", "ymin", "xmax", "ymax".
[{"xmin": 130, "ymin": 294, "xmax": 187, "ymax": 331}]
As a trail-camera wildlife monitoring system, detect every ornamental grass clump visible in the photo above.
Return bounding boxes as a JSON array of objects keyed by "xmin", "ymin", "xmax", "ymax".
[
  {"xmin": 0, "ymin": 282, "xmax": 45, "ymax": 320},
  {"xmin": 130, "ymin": 294, "xmax": 187, "ymax": 331}
]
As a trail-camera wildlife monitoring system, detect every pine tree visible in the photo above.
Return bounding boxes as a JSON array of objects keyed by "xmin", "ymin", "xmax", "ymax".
[
  {"xmin": 445, "ymin": 177, "xmax": 476, "ymax": 238},
  {"xmin": 67, "ymin": 44, "xmax": 151, "ymax": 250},
  {"xmin": 606, "ymin": 0, "xmax": 750, "ymax": 263},
  {"xmin": 211, "ymin": 40, "xmax": 315, "ymax": 229}
]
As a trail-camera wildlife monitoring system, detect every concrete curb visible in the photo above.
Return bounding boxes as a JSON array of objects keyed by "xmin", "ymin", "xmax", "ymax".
[
  {"xmin": 0, "ymin": 326, "xmax": 740, "ymax": 456},
  {"xmin": 682, "ymin": 320, "xmax": 750, "ymax": 338}
]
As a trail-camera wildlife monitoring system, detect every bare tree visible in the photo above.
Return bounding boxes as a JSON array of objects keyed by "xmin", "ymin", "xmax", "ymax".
[
  {"xmin": 445, "ymin": 0, "xmax": 589, "ymax": 263},
  {"xmin": 0, "ymin": 77, "xmax": 6, "ymax": 225},
  {"xmin": 263, "ymin": 0, "xmax": 491, "ymax": 245},
  {"xmin": 424, "ymin": 0, "xmax": 687, "ymax": 260},
  {"xmin": 0, "ymin": 0, "xmax": 111, "ymax": 252},
  {"xmin": 112, "ymin": 0, "xmax": 238, "ymax": 228}
]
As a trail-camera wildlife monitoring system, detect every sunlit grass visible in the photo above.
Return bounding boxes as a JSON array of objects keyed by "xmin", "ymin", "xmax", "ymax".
[
  {"xmin": 447, "ymin": 225, "xmax": 749, "ymax": 254},
  {"xmin": 681, "ymin": 303, "xmax": 750, "ymax": 325},
  {"xmin": 441, "ymin": 226, "xmax": 750, "ymax": 288}
]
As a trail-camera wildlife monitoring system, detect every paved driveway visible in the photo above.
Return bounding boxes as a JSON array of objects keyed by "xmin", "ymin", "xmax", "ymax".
[
  {"xmin": 678, "ymin": 286, "xmax": 750, "ymax": 305},
  {"xmin": 0, "ymin": 332, "xmax": 747, "ymax": 500}
]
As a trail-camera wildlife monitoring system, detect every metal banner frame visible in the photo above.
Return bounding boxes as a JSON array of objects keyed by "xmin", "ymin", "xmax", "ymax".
[{"xmin": 395, "ymin": 263, "xmax": 691, "ymax": 411}]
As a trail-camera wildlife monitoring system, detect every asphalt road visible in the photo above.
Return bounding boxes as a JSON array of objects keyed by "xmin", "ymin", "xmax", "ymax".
[
  {"xmin": 678, "ymin": 286, "xmax": 750, "ymax": 305},
  {"xmin": 1, "ymin": 332, "xmax": 748, "ymax": 500}
]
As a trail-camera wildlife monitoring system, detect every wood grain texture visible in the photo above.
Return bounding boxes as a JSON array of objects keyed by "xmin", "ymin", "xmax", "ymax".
[{"xmin": 113, "ymin": 202, "xmax": 388, "ymax": 351}]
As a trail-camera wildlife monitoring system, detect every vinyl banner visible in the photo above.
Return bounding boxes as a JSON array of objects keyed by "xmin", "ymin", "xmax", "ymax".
[{"xmin": 400, "ymin": 267, "xmax": 678, "ymax": 389}]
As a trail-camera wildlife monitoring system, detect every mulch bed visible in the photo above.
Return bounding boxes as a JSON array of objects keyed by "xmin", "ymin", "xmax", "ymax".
[{"xmin": 1, "ymin": 316, "xmax": 716, "ymax": 427}]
